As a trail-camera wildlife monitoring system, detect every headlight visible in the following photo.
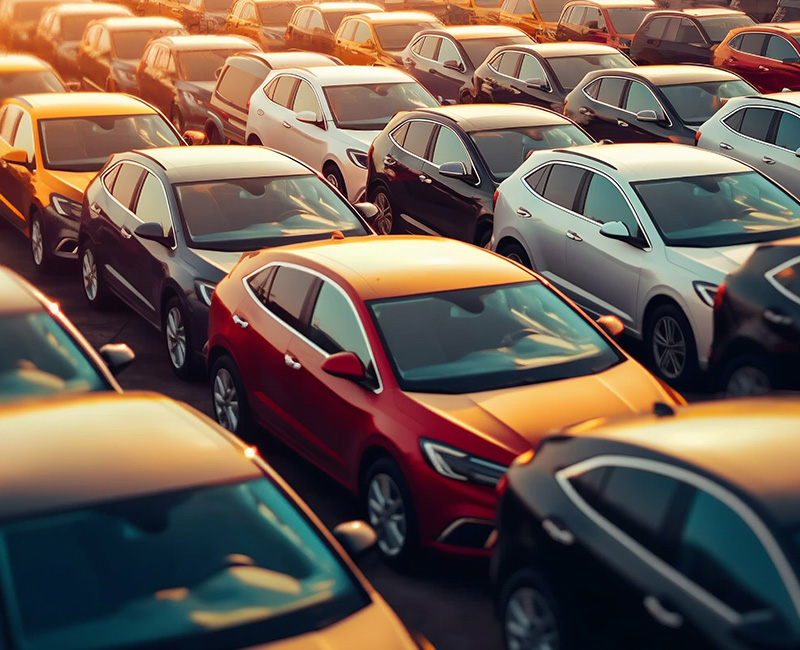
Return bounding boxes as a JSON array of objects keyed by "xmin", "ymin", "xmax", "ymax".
[
  {"xmin": 693, "ymin": 281, "xmax": 719, "ymax": 307},
  {"xmin": 420, "ymin": 438, "xmax": 508, "ymax": 487},
  {"xmin": 50, "ymin": 194, "xmax": 82, "ymax": 220},
  {"xmin": 346, "ymin": 149, "xmax": 369, "ymax": 169},
  {"xmin": 195, "ymin": 280, "xmax": 216, "ymax": 306}
]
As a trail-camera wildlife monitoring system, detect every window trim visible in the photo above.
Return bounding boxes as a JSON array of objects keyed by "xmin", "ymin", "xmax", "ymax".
[
  {"xmin": 766, "ymin": 254, "xmax": 800, "ymax": 307},
  {"xmin": 581, "ymin": 74, "xmax": 673, "ymax": 129},
  {"xmin": 265, "ymin": 72, "xmax": 327, "ymax": 120},
  {"xmin": 721, "ymin": 103, "xmax": 796, "ymax": 153}
]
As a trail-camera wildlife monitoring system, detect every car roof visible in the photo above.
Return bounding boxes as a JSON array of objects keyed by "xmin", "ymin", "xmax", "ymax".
[
  {"xmin": 728, "ymin": 92, "xmax": 800, "ymax": 111},
  {"xmin": 354, "ymin": 10, "xmax": 439, "ymax": 22},
  {"xmin": 0, "ymin": 54, "xmax": 54, "ymax": 72},
  {"xmin": 432, "ymin": 25, "xmax": 529, "ymax": 39},
  {"xmin": 0, "ymin": 392, "xmax": 261, "ymax": 521},
  {"xmin": 645, "ymin": 6, "xmax": 745, "ymax": 17},
  {"xmin": 741, "ymin": 21, "xmax": 800, "ymax": 34},
  {"xmin": 565, "ymin": 0, "xmax": 656, "ymax": 7},
  {"xmin": 497, "ymin": 41, "xmax": 628, "ymax": 58},
  {"xmin": 149, "ymin": 34, "xmax": 256, "ymax": 50},
  {"xmin": 316, "ymin": 1, "xmax": 383, "ymax": 11},
  {"xmin": 281, "ymin": 64, "xmax": 414, "ymax": 84},
  {"xmin": 594, "ymin": 63, "xmax": 742, "ymax": 85},
  {"xmin": 231, "ymin": 50, "xmax": 340, "ymax": 68},
  {"xmin": 45, "ymin": 2, "xmax": 131, "ymax": 15},
  {"xmin": 0, "ymin": 266, "xmax": 44, "ymax": 315},
  {"xmin": 92, "ymin": 16, "xmax": 185, "ymax": 31},
  {"xmin": 131, "ymin": 145, "xmax": 312, "ymax": 182},
  {"xmin": 8, "ymin": 92, "xmax": 156, "ymax": 118},
  {"xmin": 412, "ymin": 103, "xmax": 573, "ymax": 130}
]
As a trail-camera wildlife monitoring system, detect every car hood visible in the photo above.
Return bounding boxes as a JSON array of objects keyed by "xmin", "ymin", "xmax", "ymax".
[
  {"xmin": 666, "ymin": 243, "xmax": 757, "ymax": 278},
  {"xmin": 338, "ymin": 128, "xmax": 381, "ymax": 149},
  {"xmin": 46, "ymin": 169, "xmax": 97, "ymax": 201},
  {"xmin": 405, "ymin": 360, "xmax": 673, "ymax": 457},
  {"xmin": 188, "ymin": 248, "xmax": 244, "ymax": 273}
]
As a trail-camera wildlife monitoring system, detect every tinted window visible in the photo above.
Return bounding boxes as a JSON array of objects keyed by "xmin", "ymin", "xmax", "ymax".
[
  {"xmin": 110, "ymin": 163, "xmax": 143, "ymax": 209},
  {"xmin": 518, "ymin": 53, "xmax": 546, "ymax": 82},
  {"xmin": 583, "ymin": 78, "xmax": 600, "ymax": 99},
  {"xmin": 766, "ymin": 34, "xmax": 798, "ymax": 60},
  {"xmin": 133, "ymin": 173, "xmax": 171, "ymax": 236},
  {"xmin": 102, "ymin": 165, "xmax": 121, "ymax": 193},
  {"xmin": 292, "ymin": 80, "xmax": 320, "ymax": 116},
  {"xmin": 697, "ymin": 15, "xmax": 755, "ymax": 42},
  {"xmin": 419, "ymin": 35, "xmax": 439, "ymax": 58},
  {"xmin": 431, "ymin": 127, "xmax": 471, "ymax": 169},
  {"xmin": 675, "ymin": 18, "xmax": 703, "ymax": 44},
  {"xmin": 494, "ymin": 51, "xmax": 521, "ymax": 75},
  {"xmin": 323, "ymin": 82, "xmax": 438, "ymax": 130},
  {"xmin": 525, "ymin": 165, "xmax": 550, "ymax": 194},
  {"xmin": 723, "ymin": 107, "xmax": 745, "ymax": 131},
  {"xmin": 437, "ymin": 37, "xmax": 461, "ymax": 65},
  {"xmin": 739, "ymin": 107, "xmax": 776, "ymax": 141},
  {"xmin": 581, "ymin": 173, "xmax": 639, "ymax": 236},
  {"xmin": 640, "ymin": 16, "xmax": 669, "ymax": 39},
  {"xmin": 246, "ymin": 266, "xmax": 276, "ymax": 304},
  {"xmin": 737, "ymin": 31, "xmax": 766, "ymax": 54},
  {"xmin": 390, "ymin": 121, "xmax": 409, "ymax": 146},
  {"xmin": 402, "ymin": 120, "xmax": 435, "ymax": 157},
  {"xmin": 541, "ymin": 163, "xmax": 586, "ymax": 210},
  {"xmin": 217, "ymin": 65, "xmax": 261, "ymax": 107},
  {"xmin": 270, "ymin": 76, "xmax": 297, "ymax": 107},
  {"xmin": 596, "ymin": 77, "xmax": 626, "ymax": 107},
  {"xmin": 660, "ymin": 79, "xmax": 755, "ymax": 126},
  {"xmin": 266, "ymin": 266, "xmax": 316, "ymax": 331},
  {"xmin": 624, "ymin": 81, "xmax": 659, "ymax": 114},
  {"xmin": 12, "ymin": 111, "xmax": 34, "ymax": 162},
  {"xmin": 775, "ymin": 111, "xmax": 800, "ymax": 150}
]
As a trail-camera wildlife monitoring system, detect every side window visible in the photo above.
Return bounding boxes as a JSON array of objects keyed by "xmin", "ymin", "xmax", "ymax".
[
  {"xmin": 518, "ymin": 54, "xmax": 546, "ymax": 82},
  {"xmin": 246, "ymin": 265, "xmax": 276, "ymax": 304},
  {"xmin": 738, "ymin": 107, "xmax": 776, "ymax": 142},
  {"xmin": 230, "ymin": 1, "xmax": 244, "ymax": 17},
  {"xmin": 514, "ymin": 0, "xmax": 531, "ymax": 15},
  {"xmin": 12, "ymin": 110, "xmax": 34, "ymax": 163},
  {"xmin": 494, "ymin": 51, "xmax": 521, "ymax": 76},
  {"xmin": 727, "ymin": 33, "xmax": 742, "ymax": 50},
  {"xmin": 97, "ymin": 28, "xmax": 111, "ymax": 55},
  {"xmin": 431, "ymin": 126, "xmax": 473, "ymax": 172},
  {"xmin": 774, "ymin": 111, "xmax": 800, "ymax": 151},
  {"xmin": 270, "ymin": 75, "xmax": 298, "ymax": 108},
  {"xmin": 141, "ymin": 45, "xmax": 157, "ymax": 68},
  {"xmin": 402, "ymin": 120, "xmax": 435, "ymax": 157},
  {"xmin": 640, "ymin": 17, "xmax": 668, "ymax": 39},
  {"xmin": 738, "ymin": 32, "xmax": 767, "ymax": 55},
  {"xmin": 540, "ymin": 163, "xmax": 586, "ymax": 211},
  {"xmin": 390, "ymin": 121, "xmax": 409, "ymax": 146},
  {"xmin": 524, "ymin": 164, "xmax": 550, "ymax": 194},
  {"xmin": 292, "ymin": 80, "xmax": 320, "ymax": 117},
  {"xmin": 583, "ymin": 78, "xmax": 601, "ymax": 99},
  {"xmin": 265, "ymin": 266, "xmax": 317, "ymax": 332},
  {"xmin": 292, "ymin": 8, "xmax": 309, "ymax": 28},
  {"xmin": 437, "ymin": 38, "xmax": 462, "ymax": 66},
  {"xmin": 765, "ymin": 35, "xmax": 798, "ymax": 61},
  {"xmin": 216, "ymin": 66, "xmax": 261, "ymax": 107},
  {"xmin": 581, "ymin": 172, "xmax": 640, "ymax": 237},
  {"xmin": 596, "ymin": 77, "xmax": 626, "ymax": 107},
  {"xmin": 102, "ymin": 165, "xmax": 121, "ymax": 193},
  {"xmin": 660, "ymin": 17, "xmax": 681, "ymax": 42},
  {"xmin": 624, "ymin": 81, "xmax": 659, "ymax": 114},
  {"xmin": 420, "ymin": 35, "xmax": 440, "ymax": 59},
  {"xmin": 83, "ymin": 24, "xmax": 100, "ymax": 48},
  {"xmin": 352, "ymin": 21, "xmax": 372, "ymax": 43},
  {"xmin": 110, "ymin": 163, "xmax": 143, "ymax": 209},
  {"xmin": 133, "ymin": 173, "xmax": 172, "ymax": 236},
  {"xmin": 307, "ymin": 9, "xmax": 324, "ymax": 29},
  {"xmin": 583, "ymin": 6, "xmax": 604, "ymax": 30},
  {"xmin": 241, "ymin": 3, "xmax": 256, "ymax": 21},
  {"xmin": 0, "ymin": 106, "xmax": 21, "ymax": 143},
  {"xmin": 675, "ymin": 18, "xmax": 703, "ymax": 44},
  {"xmin": 338, "ymin": 19, "xmax": 356, "ymax": 40}
]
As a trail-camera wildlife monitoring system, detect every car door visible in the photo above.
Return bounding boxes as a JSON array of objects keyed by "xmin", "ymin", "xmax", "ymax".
[
  {"xmin": 663, "ymin": 18, "xmax": 711, "ymax": 65},
  {"xmin": 767, "ymin": 108, "xmax": 800, "ymax": 195},
  {"xmin": 238, "ymin": 2, "xmax": 260, "ymax": 44},
  {"xmin": 479, "ymin": 49, "xmax": 520, "ymax": 103},
  {"xmin": 93, "ymin": 27, "xmax": 114, "ymax": 91},
  {"xmin": 577, "ymin": 75, "xmax": 629, "ymax": 142},
  {"xmin": 718, "ymin": 32, "xmax": 768, "ymax": 88},
  {"xmin": 620, "ymin": 80, "xmax": 670, "ymax": 142},
  {"xmin": 0, "ymin": 106, "xmax": 31, "ymax": 229},
  {"xmin": 430, "ymin": 36, "xmax": 467, "ymax": 102},
  {"xmin": 384, "ymin": 119, "xmax": 436, "ymax": 232},
  {"xmin": 284, "ymin": 79, "xmax": 327, "ymax": 169},
  {"xmin": 338, "ymin": 19, "xmax": 377, "ymax": 65},
  {"xmin": 557, "ymin": 5, "xmax": 585, "ymax": 41},
  {"xmin": 716, "ymin": 106, "xmax": 777, "ymax": 174},
  {"xmin": 309, "ymin": 8, "xmax": 332, "ymax": 53},
  {"xmin": 137, "ymin": 44, "xmax": 164, "ymax": 110},
  {"xmin": 632, "ymin": 15, "xmax": 675, "ymax": 64},
  {"xmin": 761, "ymin": 34, "xmax": 800, "ymax": 93},
  {"xmin": 78, "ymin": 24, "xmax": 100, "ymax": 89},
  {"xmin": 256, "ymin": 74, "xmax": 299, "ymax": 149},
  {"xmin": 405, "ymin": 35, "xmax": 441, "ymax": 95},
  {"xmin": 223, "ymin": 0, "xmax": 245, "ymax": 37}
]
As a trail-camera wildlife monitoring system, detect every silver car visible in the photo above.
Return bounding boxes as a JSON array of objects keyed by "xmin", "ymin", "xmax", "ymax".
[
  {"xmin": 490, "ymin": 142, "xmax": 800, "ymax": 386},
  {"xmin": 697, "ymin": 92, "xmax": 800, "ymax": 199}
]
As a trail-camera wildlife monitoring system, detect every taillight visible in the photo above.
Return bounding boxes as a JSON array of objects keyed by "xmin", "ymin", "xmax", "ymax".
[
  {"xmin": 246, "ymin": 98, "xmax": 250, "ymax": 111},
  {"xmin": 713, "ymin": 281, "xmax": 727, "ymax": 310},
  {"xmin": 493, "ymin": 189, "xmax": 499, "ymax": 208},
  {"xmin": 496, "ymin": 473, "xmax": 508, "ymax": 497},
  {"xmin": 695, "ymin": 130, "xmax": 701, "ymax": 144}
]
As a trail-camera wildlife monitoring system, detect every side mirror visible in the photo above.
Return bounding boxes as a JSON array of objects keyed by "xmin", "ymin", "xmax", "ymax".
[
  {"xmin": 134, "ymin": 221, "xmax": 172, "ymax": 246},
  {"xmin": 182, "ymin": 129, "xmax": 208, "ymax": 145},
  {"xmin": 443, "ymin": 59, "xmax": 463, "ymax": 72},
  {"xmin": 2, "ymin": 148, "xmax": 30, "ymax": 168},
  {"xmin": 600, "ymin": 220, "xmax": 631, "ymax": 240},
  {"xmin": 525, "ymin": 77, "xmax": 548, "ymax": 90},
  {"xmin": 353, "ymin": 201, "xmax": 378, "ymax": 222},
  {"xmin": 65, "ymin": 80, "xmax": 82, "ymax": 92},
  {"xmin": 296, "ymin": 110, "xmax": 322, "ymax": 126},
  {"xmin": 636, "ymin": 109, "xmax": 660, "ymax": 123},
  {"xmin": 596, "ymin": 315, "xmax": 624, "ymax": 338},
  {"xmin": 795, "ymin": 146, "xmax": 800, "ymax": 158},
  {"xmin": 321, "ymin": 350, "xmax": 366, "ymax": 382},
  {"xmin": 98, "ymin": 342, "xmax": 135, "ymax": 375},
  {"xmin": 438, "ymin": 160, "xmax": 468, "ymax": 178},
  {"xmin": 332, "ymin": 520, "xmax": 377, "ymax": 558}
]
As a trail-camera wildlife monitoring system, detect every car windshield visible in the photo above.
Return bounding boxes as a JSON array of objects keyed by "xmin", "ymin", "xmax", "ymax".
[
  {"xmin": 258, "ymin": 2, "xmax": 296, "ymax": 23},
  {"xmin": 40, "ymin": 114, "xmax": 180, "ymax": 173},
  {"xmin": 14, "ymin": 0, "xmax": 55, "ymax": 22},
  {"xmin": 175, "ymin": 174, "xmax": 369, "ymax": 251},
  {"xmin": 177, "ymin": 48, "xmax": 247, "ymax": 81},
  {"xmin": 0, "ymin": 70, "xmax": 65, "ymax": 102},
  {"xmin": 546, "ymin": 52, "xmax": 634, "ymax": 91},
  {"xmin": 374, "ymin": 22, "xmax": 439, "ymax": 50},
  {"xmin": 659, "ymin": 79, "xmax": 756, "ymax": 126},
  {"xmin": 324, "ymin": 81, "xmax": 437, "ymax": 130},
  {"xmin": 369, "ymin": 280, "xmax": 622, "ymax": 393},
  {"xmin": 2, "ymin": 477, "xmax": 368, "ymax": 650},
  {"xmin": 633, "ymin": 171, "xmax": 800, "ymax": 247},
  {"xmin": 0, "ymin": 311, "xmax": 108, "ymax": 401},
  {"xmin": 460, "ymin": 35, "xmax": 531, "ymax": 68},
  {"xmin": 606, "ymin": 8, "xmax": 652, "ymax": 34},
  {"xmin": 470, "ymin": 124, "xmax": 593, "ymax": 181},
  {"xmin": 113, "ymin": 29, "xmax": 178, "ymax": 60},
  {"xmin": 697, "ymin": 14, "xmax": 754, "ymax": 42}
]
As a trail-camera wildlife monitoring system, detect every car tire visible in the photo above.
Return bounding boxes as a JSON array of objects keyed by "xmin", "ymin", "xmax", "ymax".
[
  {"xmin": 362, "ymin": 457, "xmax": 419, "ymax": 565},
  {"xmin": 720, "ymin": 354, "xmax": 774, "ymax": 397},
  {"xmin": 210, "ymin": 355, "xmax": 252, "ymax": 436},
  {"xmin": 369, "ymin": 185, "xmax": 396, "ymax": 235},
  {"xmin": 459, "ymin": 89, "xmax": 473, "ymax": 104},
  {"xmin": 29, "ymin": 211, "xmax": 55, "ymax": 273},
  {"xmin": 247, "ymin": 134, "xmax": 262, "ymax": 146},
  {"xmin": 207, "ymin": 124, "xmax": 223, "ymax": 144},
  {"xmin": 499, "ymin": 241, "xmax": 531, "ymax": 268},
  {"xmin": 80, "ymin": 240, "xmax": 108, "ymax": 308},
  {"xmin": 646, "ymin": 303, "xmax": 698, "ymax": 389},
  {"xmin": 323, "ymin": 163, "xmax": 347, "ymax": 197},
  {"xmin": 163, "ymin": 296, "xmax": 201, "ymax": 380},
  {"xmin": 476, "ymin": 224, "xmax": 493, "ymax": 248}
]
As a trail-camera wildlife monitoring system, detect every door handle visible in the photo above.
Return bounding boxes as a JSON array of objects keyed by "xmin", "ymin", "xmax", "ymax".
[
  {"xmin": 617, "ymin": 119, "xmax": 629, "ymax": 127},
  {"xmin": 578, "ymin": 106, "xmax": 592, "ymax": 115},
  {"xmin": 383, "ymin": 154, "xmax": 396, "ymax": 166},
  {"xmin": 758, "ymin": 65, "xmax": 770, "ymax": 72},
  {"xmin": 719, "ymin": 142, "xmax": 733, "ymax": 150},
  {"xmin": 764, "ymin": 308, "xmax": 793, "ymax": 326},
  {"xmin": 510, "ymin": 86, "xmax": 522, "ymax": 94},
  {"xmin": 282, "ymin": 120, "xmax": 291, "ymax": 128},
  {"xmin": 643, "ymin": 595, "xmax": 683, "ymax": 629},
  {"xmin": 566, "ymin": 230, "xmax": 583, "ymax": 241},
  {"xmin": 120, "ymin": 226, "xmax": 132, "ymax": 239},
  {"xmin": 89, "ymin": 201, "xmax": 102, "ymax": 216},
  {"xmin": 284, "ymin": 353, "xmax": 302, "ymax": 370},
  {"xmin": 541, "ymin": 518, "xmax": 575, "ymax": 546},
  {"xmin": 516, "ymin": 206, "xmax": 531, "ymax": 218},
  {"xmin": 232, "ymin": 314, "xmax": 249, "ymax": 329},
  {"xmin": 419, "ymin": 174, "xmax": 432, "ymax": 184},
  {"xmin": 762, "ymin": 155, "xmax": 775, "ymax": 164}
]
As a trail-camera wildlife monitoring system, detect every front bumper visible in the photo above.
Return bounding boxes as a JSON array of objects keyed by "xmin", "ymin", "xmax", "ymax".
[{"xmin": 43, "ymin": 204, "xmax": 80, "ymax": 260}]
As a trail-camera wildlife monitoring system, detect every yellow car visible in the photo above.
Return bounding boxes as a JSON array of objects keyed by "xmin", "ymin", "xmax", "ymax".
[{"xmin": 0, "ymin": 92, "xmax": 183, "ymax": 271}]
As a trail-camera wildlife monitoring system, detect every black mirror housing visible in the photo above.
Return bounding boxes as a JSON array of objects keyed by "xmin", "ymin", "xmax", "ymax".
[
  {"xmin": 134, "ymin": 222, "xmax": 172, "ymax": 246},
  {"xmin": 98, "ymin": 342, "xmax": 135, "ymax": 375}
]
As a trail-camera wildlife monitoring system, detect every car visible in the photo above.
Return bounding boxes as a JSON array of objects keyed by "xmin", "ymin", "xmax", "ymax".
[
  {"xmin": 0, "ymin": 391, "xmax": 430, "ymax": 650},
  {"xmin": 466, "ymin": 41, "xmax": 634, "ymax": 111},
  {"xmin": 496, "ymin": 0, "xmax": 565, "ymax": 42},
  {"xmin": 730, "ymin": 0, "xmax": 778, "ymax": 22},
  {"xmin": 79, "ymin": 145, "xmax": 375, "ymax": 378},
  {"xmin": 245, "ymin": 65, "xmax": 439, "ymax": 201},
  {"xmin": 0, "ymin": 92, "xmax": 183, "ymax": 272},
  {"xmin": 78, "ymin": 16, "xmax": 186, "ymax": 93},
  {"xmin": 563, "ymin": 64, "xmax": 756, "ymax": 144},
  {"xmin": 381, "ymin": 0, "xmax": 451, "ymax": 23},
  {"xmin": 555, "ymin": 0, "xmax": 656, "ymax": 53},
  {"xmin": 333, "ymin": 11, "xmax": 443, "ymax": 67},
  {"xmin": 136, "ymin": 34, "xmax": 258, "ymax": 132},
  {"xmin": 490, "ymin": 142, "xmax": 800, "ymax": 386},
  {"xmin": 712, "ymin": 23, "xmax": 800, "ymax": 94},
  {"xmin": 0, "ymin": 266, "xmax": 132, "ymax": 401},
  {"xmin": 493, "ymin": 397, "xmax": 800, "ymax": 650},
  {"xmin": 446, "ymin": 0, "xmax": 504, "ymax": 25},
  {"xmin": 366, "ymin": 103, "xmax": 594, "ymax": 243},
  {"xmin": 696, "ymin": 93, "xmax": 800, "ymax": 198},
  {"xmin": 221, "ymin": 0, "xmax": 310, "ymax": 51},
  {"xmin": 140, "ymin": 0, "xmax": 234, "ymax": 34},
  {"xmin": 284, "ymin": 2, "xmax": 383, "ymax": 55},
  {"xmin": 207, "ymin": 235, "xmax": 683, "ymax": 561},
  {"xmin": 0, "ymin": 54, "xmax": 68, "ymax": 103},
  {"xmin": 0, "ymin": 0, "xmax": 91, "ymax": 53},
  {"xmin": 205, "ymin": 50, "xmax": 341, "ymax": 144},
  {"xmin": 402, "ymin": 25, "xmax": 532, "ymax": 103},
  {"xmin": 773, "ymin": 0, "xmax": 800, "ymax": 21},
  {"xmin": 709, "ymin": 238, "xmax": 800, "ymax": 395},
  {"xmin": 33, "ymin": 2, "xmax": 133, "ymax": 81},
  {"xmin": 629, "ymin": 8, "xmax": 755, "ymax": 66}
]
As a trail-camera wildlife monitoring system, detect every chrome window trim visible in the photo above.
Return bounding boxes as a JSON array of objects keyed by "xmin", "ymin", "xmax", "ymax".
[
  {"xmin": 242, "ymin": 260, "xmax": 384, "ymax": 394},
  {"xmin": 410, "ymin": 34, "xmax": 443, "ymax": 64},
  {"xmin": 722, "ymin": 102, "xmax": 800, "ymax": 153},
  {"xmin": 766, "ymin": 253, "xmax": 800, "ymax": 306},
  {"xmin": 556, "ymin": 454, "xmax": 800, "ymax": 623},
  {"xmin": 517, "ymin": 52, "xmax": 552, "ymax": 92},
  {"xmin": 764, "ymin": 34, "xmax": 799, "ymax": 61},
  {"xmin": 730, "ymin": 30, "xmax": 797, "ymax": 61},
  {"xmin": 580, "ymin": 74, "xmax": 673, "ymax": 129}
]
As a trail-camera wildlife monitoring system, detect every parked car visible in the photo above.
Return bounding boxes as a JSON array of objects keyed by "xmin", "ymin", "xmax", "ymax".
[
  {"xmin": 466, "ymin": 41, "xmax": 634, "ymax": 110},
  {"xmin": 207, "ymin": 235, "xmax": 682, "ymax": 560},
  {"xmin": 381, "ymin": 0, "xmax": 451, "ymax": 23},
  {"xmin": 140, "ymin": 0, "xmax": 234, "ymax": 33},
  {"xmin": 79, "ymin": 145, "xmax": 374, "ymax": 378},
  {"xmin": 730, "ymin": 0, "xmax": 777, "ymax": 22},
  {"xmin": 33, "ymin": 2, "xmax": 133, "ymax": 80},
  {"xmin": 563, "ymin": 65, "xmax": 756, "ymax": 144},
  {"xmin": 205, "ymin": 50, "xmax": 341, "ymax": 144},
  {"xmin": 366, "ymin": 103, "xmax": 594, "ymax": 243},
  {"xmin": 245, "ymin": 65, "xmax": 439, "ymax": 201},
  {"xmin": 696, "ymin": 93, "xmax": 800, "ymax": 198},
  {"xmin": 136, "ymin": 34, "xmax": 258, "ymax": 132},
  {"xmin": 491, "ymin": 142, "xmax": 800, "ymax": 386},
  {"xmin": 0, "ymin": 391, "xmax": 429, "ymax": 650},
  {"xmin": 0, "ymin": 0, "xmax": 90, "ymax": 53},
  {"xmin": 712, "ymin": 23, "xmax": 800, "ymax": 94},
  {"xmin": 710, "ymin": 238, "xmax": 800, "ymax": 394},
  {"xmin": 0, "ymin": 266, "xmax": 132, "ymax": 401},
  {"xmin": 493, "ymin": 397, "xmax": 800, "ymax": 650},
  {"xmin": 284, "ymin": 2, "xmax": 383, "ymax": 55},
  {"xmin": 629, "ymin": 8, "xmax": 755, "ymax": 65},
  {"xmin": 773, "ymin": 0, "xmax": 800, "ymax": 21},
  {"xmin": 221, "ymin": 0, "xmax": 310, "ymax": 51},
  {"xmin": 78, "ymin": 16, "xmax": 186, "ymax": 92},
  {"xmin": 402, "ymin": 25, "xmax": 532, "ymax": 103},
  {"xmin": 0, "ymin": 92, "xmax": 183, "ymax": 271},
  {"xmin": 0, "ymin": 54, "xmax": 68, "ymax": 103},
  {"xmin": 333, "ymin": 11, "xmax": 443, "ymax": 67},
  {"xmin": 556, "ymin": 0, "xmax": 656, "ymax": 53},
  {"xmin": 445, "ymin": 0, "xmax": 504, "ymax": 25},
  {"xmin": 496, "ymin": 0, "xmax": 566, "ymax": 42}
]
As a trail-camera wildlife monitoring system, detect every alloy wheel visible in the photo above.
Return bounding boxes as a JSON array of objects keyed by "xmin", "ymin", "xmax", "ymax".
[
  {"xmin": 652, "ymin": 315, "xmax": 686, "ymax": 380},
  {"xmin": 166, "ymin": 305, "xmax": 187, "ymax": 370},
  {"xmin": 367, "ymin": 472, "xmax": 407, "ymax": 557},
  {"xmin": 373, "ymin": 191, "xmax": 393, "ymax": 235},
  {"xmin": 505, "ymin": 586, "xmax": 560, "ymax": 650},
  {"xmin": 82, "ymin": 248, "xmax": 98, "ymax": 301},
  {"xmin": 213, "ymin": 367, "xmax": 240, "ymax": 431},
  {"xmin": 31, "ymin": 219, "xmax": 43, "ymax": 266}
]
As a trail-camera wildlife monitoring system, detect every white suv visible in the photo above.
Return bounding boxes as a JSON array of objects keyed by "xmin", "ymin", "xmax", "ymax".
[{"xmin": 245, "ymin": 65, "xmax": 439, "ymax": 201}]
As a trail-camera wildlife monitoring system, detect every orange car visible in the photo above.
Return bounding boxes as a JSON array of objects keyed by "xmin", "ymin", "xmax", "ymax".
[
  {"xmin": 497, "ymin": 0, "xmax": 565, "ymax": 41},
  {"xmin": 0, "ymin": 92, "xmax": 183, "ymax": 271},
  {"xmin": 0, "ymin": 55, "xmax": 69, "ymax": 104}
]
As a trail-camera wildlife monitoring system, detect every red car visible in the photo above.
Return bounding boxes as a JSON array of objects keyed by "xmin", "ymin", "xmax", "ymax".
[
  {"xmin": 713, "ymin": 22, "xmax": 800, "ymax": 93},
  {"xmin": 207, "ymin": 236, "xmax": 682, "ymax": 561}
]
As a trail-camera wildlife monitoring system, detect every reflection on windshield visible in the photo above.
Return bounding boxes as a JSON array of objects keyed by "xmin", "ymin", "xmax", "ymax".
[
  {"xmin": 698, "ymin": 14, "xmax": 754, "ymax": 41},
  {"xmin": 3, "ymin": 478, "xmax": 367, "ymax": 650},
  {"xmin": 324, "ymin": 82, "xmax": 437, "ymax": 130},
  {"xmin": 659, "ymin": 79, "xmax": 755, "ymax": 126},
  {"xmin": 374, "ymin": 22, "xmax": 438, "ymax": 50},
  {"xmin": 370, "ymin": 281, "xmax": 622, "ymax": 393},
  {"xmin": 176, "ymin": 174, "xmax": 369, "ymax": 251},
  {"xmin": 547, "ymin": 53, "xmax": 634, "ymax": 91},
  {"xmin": 460, "ymin": 35, "xmax": 531, "ymax": 68},
  {"xmin": 633, "ymin": 171, "xmax": 800, "ymax": 247},
  {"xmin": 606, "ymin": 8, "xmax": 651, "ymax": 34},
  {"xmin": 0, "ymin": 70, "xmax": 65, "ymax": 102},
  {"xmin": 40, "ymin": 114, "xmax": 180, "ymax": 172}
]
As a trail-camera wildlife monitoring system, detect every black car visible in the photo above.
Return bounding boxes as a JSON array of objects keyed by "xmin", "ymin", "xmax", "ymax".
[
  {"xmin": 563, "ymin": 64, "xmax": 756, "ymax": 144},
  {"xmin": 629, "ymin": 8, "xmax": 754, "ymax": 65},
  {"xmin": 79, "ymin": 145, "xmax": 376, "ymax": 379},
  {"xmin": 401, "ymin": 25, "xmax": 532, "ymax": 104},
  {"xmin": 0, "ymin": 266, "xmax": 133, "ymax": 401},
  {"xmin": 366, "ymin": 103, "xmax": 594, "ymax": 245},
  {"xmin": 466, "ymin": 41, "xmax": 634, "ymax": 112},
  {"xmin": 710, "ymin": 238, "xmax": 800, "ymax": 395},
  {"xmin": 78, "ymin": 16, "xmax": 186, "ymax": 92},
  {"xmin": 493, "ymin": 397, "xmax": 800, "ymax": 650}
]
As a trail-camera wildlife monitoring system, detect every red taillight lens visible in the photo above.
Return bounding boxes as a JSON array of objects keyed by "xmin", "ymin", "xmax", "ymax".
[
  {"xmin": 496, "ymin": 473, "xmax": 508, "ymax": 497},
  {"xmin": 713, "ymin": 281, "xmax": 727, "ymax": 311},
  {"xmin": 695, "ymin": 130, "xmax": 701, "ymax": 143},
  {"xmin": 493, "ymin": 189, "xmax": 499, "ymax": 208}
]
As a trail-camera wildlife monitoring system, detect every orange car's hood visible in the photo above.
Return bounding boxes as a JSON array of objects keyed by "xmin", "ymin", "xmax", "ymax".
[
  {"xmin": 406, "ymin": 360, "xmax": 673, "ymax": 456},
  {"xmin": 44, "ymin": 169, "xmax": 97, "ymax": 202}
]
